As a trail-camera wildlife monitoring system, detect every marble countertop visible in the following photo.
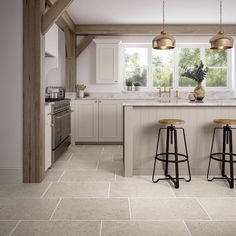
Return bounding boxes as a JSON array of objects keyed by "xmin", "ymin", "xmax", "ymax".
[{"xmin": 122, "ymin": 98, "xmax": 236, "ymax": 107}]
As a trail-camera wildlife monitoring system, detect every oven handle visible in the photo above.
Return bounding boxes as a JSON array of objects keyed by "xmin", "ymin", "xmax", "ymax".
[{"xmin": 49, "ymin": 110, "xmax": 74, "ymax": 116}]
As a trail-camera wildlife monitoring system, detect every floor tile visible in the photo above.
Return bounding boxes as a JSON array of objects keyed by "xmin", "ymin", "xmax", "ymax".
[
  {"xmin": 0, "ymin": 182, "xmax": 50, "ymax": 198},
  {"xmin": 0, "ymin": 199, "xmax": 59, "ymax": 220},
  {"xmin": 51, "ymin": 160, "xmax": 98, "ymax": 170},
  {"xmin": 0, "ymin": 221, "xmax": 18, "ymax": 236},
  {"xmin": 12, "ymin": 221, "xmax": 100, "ymax": 236},
  {"xmin": 43, "ymin": 170, "xmax": 64, "ymax": 182},
  {"xmin": 98, "ymin": 160, "xmax": 123, "ymax": 171},
  {"xmin": 115, "ymin": 173, "xmax": 152, "ymax": 183},
  {"xmin": 44, "ymin": 182, "xmax": 109, "ymax": 198},
  {"xmin": 53, "ymin": 198, "xmax": 129, "ymax": 220},
  {"xmin": 57, "ymin": 150, "xmax": 72, "ymax": 161},
  {"xmin": 110, "ymin": 182, "xmax": 174, "ymax": 198},
  {"xmin": 61, "ymin": 170, "xmax": 115, "ymax": 182},
  {"xmin": 173, "ymin": 180, "xmax": 236, "ymax": 197},
  {"xmin": 198, "ymin": 198, "xmax": 236, "ymax": 220},
  {"xmin": 130, "ymin": 198, "xmax": 209, "ymax": 220},
  {"xmin": 102, "ymin": 221, "xmax": 189, "ymax": 236},
  {"xmin": 71, "ymin": 153, "xmax": 113, "ymax": 161},
  {"xmin": 186, "ymin": 221, "xmax": 236, "ymax": 236}
]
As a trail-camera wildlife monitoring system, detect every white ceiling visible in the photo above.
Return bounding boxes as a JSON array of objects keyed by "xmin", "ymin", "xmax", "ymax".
[{"xmin": 67, "ymin": 0, "xmax": 236, "ymax": 24}]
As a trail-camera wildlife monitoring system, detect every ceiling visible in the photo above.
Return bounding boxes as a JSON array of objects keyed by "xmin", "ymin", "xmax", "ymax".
[{"xmin": 67, "ymin": 0, "xmax": 236, "ymax": 25}]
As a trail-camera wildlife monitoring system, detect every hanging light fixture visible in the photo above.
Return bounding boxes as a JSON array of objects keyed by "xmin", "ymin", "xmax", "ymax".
[
  {"xmin": 210, "ymin": 0, "xmax": 234, "ymax": 50},
  {"xmin": 152, "ymin": 0, "xmax": 175, "ymax": 50}
]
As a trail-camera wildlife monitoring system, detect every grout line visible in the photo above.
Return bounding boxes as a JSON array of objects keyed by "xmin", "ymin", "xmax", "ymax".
[
  {"xmin": 9, "ymin": 220, "xmax": 21, "ymax": 236},
  {"xmin": 128, "ymin": 198, "xmax": 132, "ymax": 220},
  {"xmin": 168, "ymin": 183, "xmax": 176, "ymax": 198},
  {"xmin": 49, "ymin": 198, "xmax": 62, "ymax": 220},
  {"xmin": 114, "ymin": 170, "xmax": 117, "ymax": 181},
  {"xmin": 182, "ymin": 220, "xmax": 192, "ymax": 236},
  {"xmin": 58, "ymin": 171, "xmax": 66, "ymax": 182},
  {"xmin": 68, "ymin": 153, "xmax": 73, "ymax": 161},
  {"xmin": 96, "ymin": 160, "xmax": 100, "ymax": 170},
  {"xmin": 108, "ymin": 183, "xmax": 111, "ymax": 198},
  {"xmin": 195, "ymin": 198, "xmax": 213, "ymax": 221},
  {"xmin": 99, "ymin": 220, "xmax": 103, "ymax": 236},
  {"xmin": 40, "ymin": 182, "xmax": 53, "ymax": 198}
]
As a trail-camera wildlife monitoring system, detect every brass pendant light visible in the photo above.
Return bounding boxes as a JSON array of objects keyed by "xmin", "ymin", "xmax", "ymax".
[
  {"xmin": 210, "ymin": 0, "xmax": 234, "ymax": 50},
  {"xmin": 153, "ymin": 0, "xmax": 176, "ymax": 50}
]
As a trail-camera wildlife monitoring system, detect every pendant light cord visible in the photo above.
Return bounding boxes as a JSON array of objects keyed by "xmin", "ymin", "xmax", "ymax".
[
  {"xmin": 162, "ymin": 0, "xmax": 165, "ymax": 33},
  {"xmin": 220, "ymin": 0, "xmax": 223, "ymax": 32}
]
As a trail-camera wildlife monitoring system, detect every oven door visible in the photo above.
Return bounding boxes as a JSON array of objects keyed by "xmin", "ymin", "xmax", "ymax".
[{"xmin": 52, "ymin": 110, "xmax": 71, "ymax": 149}]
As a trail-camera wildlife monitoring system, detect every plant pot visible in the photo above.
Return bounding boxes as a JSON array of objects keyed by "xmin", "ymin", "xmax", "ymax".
[
  {"xmin": 134, "ymin": 86, "xmax": 140, "ymax": 91},
  {"xmin": 127, "ymin": 86, "xmax": 132, "ymax": 91},
  {"xmin": 194, "ymin": 83, "xmax": 205, "ymax": 100},
  {"xmin": 78, "ymin": 90, "xmax": 84, "ymax": 98}
]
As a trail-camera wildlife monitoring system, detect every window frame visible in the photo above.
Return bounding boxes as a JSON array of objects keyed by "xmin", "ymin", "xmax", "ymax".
[{"xmin": 121, "ymin": 43, "xmax": 233, "ymax": 91}]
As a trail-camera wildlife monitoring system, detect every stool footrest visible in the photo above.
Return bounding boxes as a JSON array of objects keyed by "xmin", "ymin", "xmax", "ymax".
[
  {"xmin": 155, "ymin": 153, "xmax": 188, "ymax": 163},
  {"xmin": 210, "ymin": 153, "xmax": 236, "ymax": 163}
]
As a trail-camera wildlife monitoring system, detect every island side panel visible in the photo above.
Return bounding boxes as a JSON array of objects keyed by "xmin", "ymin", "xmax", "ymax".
[
  {"xmin": 130, "ymin": 106, "xmax": 236, "ymax": 176},
  {"xmin": 124, "ymin": 106, "xmax": 134, "ymax": 177}
]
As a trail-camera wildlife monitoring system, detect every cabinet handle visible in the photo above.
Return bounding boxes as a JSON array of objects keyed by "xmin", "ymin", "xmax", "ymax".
[
  {"xmin": 94, "ymin": 100, "xmax": 97, "ymax": 103},
  {"xmin": 99, "ymin": 100, "xmax": 101, "ymax": 103}
]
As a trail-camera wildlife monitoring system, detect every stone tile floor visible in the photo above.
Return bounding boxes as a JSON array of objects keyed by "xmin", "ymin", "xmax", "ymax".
[{"xmin": 0, "ymin": 145, "xmax": 236, "ymax": 235}]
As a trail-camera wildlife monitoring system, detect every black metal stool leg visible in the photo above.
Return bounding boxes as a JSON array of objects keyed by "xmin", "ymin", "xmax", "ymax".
[
  {"xmin": 229, "ymin": 127, "xmax": 234, "ymax": 188},
  {"xmin": 165, "ymin": 127, "xmax": 170, "ymax": 176},
  {"xmin": 221, "ymin": 127, "xmax": 226, "ymax": 176},
  {"xmin": 182, "ymin": 128, "xmax": 191, "ymax": 182},
  {"xmin": 174, "ymin": 127, "xmax": 179, "ymax": 189},
  {"xmin": 152, "ymin": 128, "xmax": 163, "ymax": 183},
  {"xmin": 207, "ymin": 128, "xmax": 217, "ymax": 181}
]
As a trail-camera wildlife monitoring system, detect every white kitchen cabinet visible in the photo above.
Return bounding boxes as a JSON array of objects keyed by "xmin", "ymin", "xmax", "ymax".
[
  {"xmin": 75, "ymin": 100, "xmax": 99, "ymax": 142},
  {"xmin": 94, "ymin": 39, "xmax": 121, "ymax": 84},
  {"xmin": 74, "ymin": 100, "xmax": 123, "ymax": 143},
  {"xmin": 98, "ymin": 100, "xmax": 123, "ymax": 142},
  {"xmin": 45, "ymin": 105, "xmax": 52, "ymax": 171}
]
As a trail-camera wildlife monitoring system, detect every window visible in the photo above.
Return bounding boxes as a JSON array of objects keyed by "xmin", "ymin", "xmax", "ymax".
[{"xmin": 123, "ymin": 43, "xmax": 232, "ymax": 90}]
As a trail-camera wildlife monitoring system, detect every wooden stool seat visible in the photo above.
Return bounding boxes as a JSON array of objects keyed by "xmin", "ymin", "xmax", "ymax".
[
  {"xmin": 214, "ymin": 119, "xmax": 236, "ymax": 125},
  {"xmin": 159, "ymin": 119, "xmax": 185, "ymax": 126}
]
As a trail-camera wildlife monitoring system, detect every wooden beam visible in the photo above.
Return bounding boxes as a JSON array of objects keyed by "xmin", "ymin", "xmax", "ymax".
[
  {"xmin": 46, "ymin": 0, "xmax": 75, "ymax": 32},
  {"xmin": 42, "ymin": 0, "xmax": 74, "ymax": 34},
  {"xmin": 23, "ymin": 0, "xmax": 45, "ymax": 183},
  {"xmin": 65, "ymin": 27, "xmax": 76, "ymax": 92},
  {"xmin": 75, "ymin": 24, "xmax": 236, "ymax": 36},
  {"xmin": 76, "ymin": 36, "xmax": 95, "ymax": 57}
]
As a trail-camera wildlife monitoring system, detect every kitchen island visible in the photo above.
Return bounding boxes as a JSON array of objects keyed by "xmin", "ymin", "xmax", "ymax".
[{"xmin": 123, "ymin": 99, "xmax": 236, "ymax": 177}]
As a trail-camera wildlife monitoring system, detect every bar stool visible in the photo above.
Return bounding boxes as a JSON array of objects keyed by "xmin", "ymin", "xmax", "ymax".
[
  {"xmin": 207, "ymin": 119, "xmax": 236, "ymax": 188},
  {"xmin": 152, "ymin": 119, "xmax": 191, "ymax": 189}
]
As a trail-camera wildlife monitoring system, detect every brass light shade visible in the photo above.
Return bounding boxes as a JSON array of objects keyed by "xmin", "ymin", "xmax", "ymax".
[
  {"xmin": 209, "ymin": 0, "xmax": 234, "ymax": 50},
  {"xmin": 153, "ymin": 0, "xmax": 175, "ymax": 50}
]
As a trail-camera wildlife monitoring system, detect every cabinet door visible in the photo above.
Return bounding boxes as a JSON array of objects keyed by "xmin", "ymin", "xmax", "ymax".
[
  {"xmin": 96, "ymin": 44, "xmax": 119, "ymax": 84},
  {"xmin": 45, "ymin": 105, "xmax": 52, "ymax": 171},
  {"xmin": 75, "ymin": 100, "xmax": 99, "ymax": 142},
  {"xmin": 98, "ymin": 100, "xmax": 123, "ymax": 142}
]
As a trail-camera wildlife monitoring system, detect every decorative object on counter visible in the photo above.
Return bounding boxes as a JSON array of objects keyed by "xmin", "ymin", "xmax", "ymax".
[
  {"xmin": 76, "ymin": 84, "xmax": 86, "ymax": 99},
  {"xmin": 134, "ymin": 81, "xmax": 141, "ymax": 91},
  {"xmin": 181, "ymin": 61, "xmax": 209, "ymax": 101},
  {"xmin": 188, "ymin": 92, "xmax": 196, "ymax": 102},
  {"xmin": 210, "ymin": 0, "xmax": 234, "ymax": 50},
  {"xmin": 158, "ymin": 79, "xmax": 172, "ymax": 97},
  {"xmin": 152, "ymin": 0, "xmax": 175, "ymax": 50},
  {"xmin": 125, "ymin": 79, "xmax": 133, "ymax": 91}
]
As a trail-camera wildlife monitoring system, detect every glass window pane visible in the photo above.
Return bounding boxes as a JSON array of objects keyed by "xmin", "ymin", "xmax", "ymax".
[
  {"xmin": 206, "ymin": 68, "xmax": 227, "ymax": 87},
  {"xmin": 205, "ymin": 49, "xmax": 227, "ymax": 67},
  {"xmin": 152, "ymin": 50, "xmax": 174, "ymax": 87},
  {"xmin": 124, "ymin": 48, "xmax": 148, "ymax": 87},
  {"xmin": 178, "ymin": 48, "xmax": 200, "ymax": 87}
]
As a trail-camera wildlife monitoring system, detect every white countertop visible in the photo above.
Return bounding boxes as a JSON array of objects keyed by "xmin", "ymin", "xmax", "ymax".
[{"xmin": 122, "ymin": 98, "xmax": 236, "ymax": 107}]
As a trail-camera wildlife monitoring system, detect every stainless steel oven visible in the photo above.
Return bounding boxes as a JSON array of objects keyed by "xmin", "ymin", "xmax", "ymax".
[{"xmin": 51, "ymin": 99, "xmax": 71, "ymax": 163}]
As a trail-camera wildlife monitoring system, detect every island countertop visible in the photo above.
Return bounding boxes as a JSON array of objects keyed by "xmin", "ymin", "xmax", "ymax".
[{"xmin": 122, "ymin": 99, "xmax": 236, "ymax": 107}]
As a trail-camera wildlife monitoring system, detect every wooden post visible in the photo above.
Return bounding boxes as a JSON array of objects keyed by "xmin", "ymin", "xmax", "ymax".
[
  {"xmin": 23, "ymin": 0, "xmax": 45, "ymax": 182},
  {"xmin": 65, "ymin": 27, "xmax": 76, "ymax": 92}
]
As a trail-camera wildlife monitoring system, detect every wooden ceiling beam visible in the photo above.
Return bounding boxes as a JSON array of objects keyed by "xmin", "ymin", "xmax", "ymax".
[
  {"xmin": 42, "ymin": 0, "xmax": 74, "ymax": 34},
  {"xmin": 76, "ymin": 36, "xmax": 95, "ymax": 57},
  {"xmin": 75, "ymin": 24, "xmax": 236, "ymax": 36}
]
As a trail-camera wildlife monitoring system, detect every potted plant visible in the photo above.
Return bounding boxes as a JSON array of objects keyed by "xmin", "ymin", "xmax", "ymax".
[
  {"xmin": 181, "ymin": 61, "xmax": 208, "ymax": 100},
  {"xmin": 125, "ymin": 79, "xmax": 133, "ymax": 91},
  {"xmin": 134, "ymin": 81, "xmax": 141, "ymax": 91}
]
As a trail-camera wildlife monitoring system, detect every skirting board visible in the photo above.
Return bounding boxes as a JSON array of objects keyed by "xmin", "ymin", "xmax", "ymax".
[{"xmin": 0, "ymin": 169, "xmax": 23, "ymax": 183}]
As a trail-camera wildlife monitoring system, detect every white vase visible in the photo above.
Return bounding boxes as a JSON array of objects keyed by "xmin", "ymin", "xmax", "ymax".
[{"xmin": 78, "ymin": 90, "xmax": 84, "ymax": 98}]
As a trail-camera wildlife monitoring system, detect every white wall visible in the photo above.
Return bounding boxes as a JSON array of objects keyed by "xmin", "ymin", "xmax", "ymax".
[
  {"xmin": 0, "ymin": 0, "xmax": 23, "ymax": 182},
  {"xmin": 77, "ymin": 35, "xmax": 236, "ymax": 93},
  {"xmin": 45, "ymin": 27, "xmax": 65, "ymax": 87}
]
